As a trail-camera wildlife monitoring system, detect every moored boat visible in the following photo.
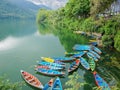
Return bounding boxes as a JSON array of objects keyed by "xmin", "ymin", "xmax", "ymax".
[
  {"xmin": 73, "ymin": 44, "xmax": 91, "ymax": 51},
  {"xmin": 37, "ymin": 61, "xmax": 65, "ymax": 68},
  {"xmin": 72, "ymin": 51, "xmax": 87, "ymax": 58},
  {"xmin": 87, "ymin": 52, "xmax": 98, "ymax": 62},
  {"xmin": 35, "ymin": 65, "xmax": 64, "ymax": 70},
  {"xmin": 43, "ymin": 79, "xmax": 54, "ymax": 90},
  {"xmin": 41, "ymin": 57, "xmax": 54, "ymax": 63},
  {"xmin": 88, "ymin": 58, "xmax": 96, "ymax": 71},
  {"xmin": 65, "ymin": 51, "xmax": 80, "ymax": 56},
  {"xmin": 89, "ymin": 50, "xmax": 100, "ymax": 59},
  {"xmin": 89, "ymin": 39, "xmax": 97, "ymax": 42},
  {"xmin": 68, "ymin": 59, "xmax": 80, "ymax": 73},
  {"xmin": 93, "ymin": 71, "xmax": 111, "ymax": 90},
  {"xmin": 52, "ymin": 77, "xmax": 62, "ymax": 90},
  {"xmin": 41, "ymin": 57, "xmax": 65, "ymax": 65},
  {"xmin": 20, "ymin": 70, "xmax": 44, "ymax": 89},
  {"xmin": 35, "ymin": 68, "xmax": 65, "ymax": 76},
  {"xmin": 93, "ymin": 46, "xmax": 102, "ymax": 54},
  {"xmin": 79, "ymin": 57, "xmax": 90, "ymax": 70},
  {"xmin": 52, "ymin": 56, "xmax": 75, "ymax": 62}
]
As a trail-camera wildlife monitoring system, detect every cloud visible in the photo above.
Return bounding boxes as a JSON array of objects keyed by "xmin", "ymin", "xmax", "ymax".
[{"xmin": 26, "ymin": 0, "xmax": 68, "ymax": 9}]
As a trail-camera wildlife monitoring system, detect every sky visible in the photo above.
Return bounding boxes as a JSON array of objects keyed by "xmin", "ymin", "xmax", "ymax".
[{"xmin": 26, "ymin": 0, "xmax": 68, "ymax": 9}]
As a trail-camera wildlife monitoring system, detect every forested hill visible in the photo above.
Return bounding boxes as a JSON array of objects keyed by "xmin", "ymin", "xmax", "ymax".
[
  {"xmin": 0, "ymin": 0, "xmax": 49, "ymax": 19},
  {"xmin": 36, "ymin": 0, "xmax": 120, "ymax": 52}
]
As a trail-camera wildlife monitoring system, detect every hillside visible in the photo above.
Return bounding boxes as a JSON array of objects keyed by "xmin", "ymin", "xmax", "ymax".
[{"xmin": 0, "ymin": 0, "xmax": 49, "ymax": 19}]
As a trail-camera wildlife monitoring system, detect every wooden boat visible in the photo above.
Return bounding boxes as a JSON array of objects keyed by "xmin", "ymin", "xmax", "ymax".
[
  {"xmin": 52, "ymin": 56, "xmax": 75, "ymax": 62},
  {"xmin": 35, "ymin": 68, "xmax": 65, "ymax": 76},
  {"xmin": 41, "ymin": 57, "xmax": 54, "ymax": 63},
  {"xmin": 41, "ymin": 57, "xmax": 65, "ymax": 65},
  {"xmin": 43, "ymin": 79, "xmax": 54, "ymax": 90},
  {"xmin": 87, "ymin": 52, "xmax": 98, "ymax": 62},
  {"xmin": 89, "ymin": 39, "xmax": 97, "ymax": 42},
  {"xmin": 38, "ymin": 61, "xmax": 65, "ymax": 68},
  {"xmin": 93, "ymin": 71, "xmax": 111, "ymax": 90},
  {"xmin": 68, "ymin": 59, "xmax": 80, "ymax": 73},
  {"xmin": 72, "ymin": 51, "xmax": 86, "ymax": 58},
  {"xmin": 20, "ymin": 70, "xmax": 44, "ymax": 89},
  {"xmin": 93, "ymin": 46, "xmax": 102, "ymax": 54},
  {"xmin": 89, "ymin": 42, "xmax": 98, "ymax": 46},
  {"xmin": 65, "ymin": 51, "xmax": 80, "ymax": 56},
  {"xmin": 88, "ymin": 58, "xmax": 95, "ymax": 71},
  {"xmin": 79, "ymin": 57, "xmax": 90, "ymax": 70},
  {"xmin": 73, "ymin": 44, "xmax": 91, "ymax": 51},
  {"xmin": 89, "ymin": 50, "xmax": 100, "ymax": 59},
  {"xmin": 54, "ymin": 60, "xmax": 66, "ymax": 65},
  {"xmin": 35, "ymin": 65, "xmax": 64, "ymax": 70},
  {"xmin": 52, "ymin": 77, "xmax": 62, "ymax": 90}
]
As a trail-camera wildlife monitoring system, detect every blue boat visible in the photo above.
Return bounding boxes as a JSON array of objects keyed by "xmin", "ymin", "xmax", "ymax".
[
  {"xmin": 35, "ymin": 68, "xmax": 65, "ymax": 76},
  {"xmin": 93, "ymin": 46, "xmax": 102, "ymax": 54},
  {"xmin": 54, "ymin": 60, "xmax": 66, "ymax": 65},
  {"xmin": 43, "ymin": 79, "xmax": 54, "ymax": 90},
  {"xmin": 37, "ymin": 61, "xmax": 65, "ymax": 68},
  {"xmin": 79, "ymin": 57, "xmax": 90, "ymax": 70},
  {"xmin": 52, "ymin": 77, "xmax": 62, "ymax": 90},
  {"xmin": 89, "ymin": 50, "xmax": 100, "ymax": 59},
  {"xmin": 73, "ymin": 44, "xmax": 91, "ymax": 51},
  {"xmin": 52, "ymin": 57, "xmax": 75, "ymax": 62},
  {"xmin": 35, "ymin": 65, "xmax": 64, "ymax": 70},
  {"xmin": 72, "ymin": 51, "xmax": 86, "ymax": 58},
  {"xmin": 87, "ymin": 52, "xmax": 98, "ymax": 61},
  {"xmin": 68, "ymin": 59, "xmax": 80, "ymax": 73},
  {"xmin": 93, "ymin": 71, "xmax": 111, "ymax": 90}
]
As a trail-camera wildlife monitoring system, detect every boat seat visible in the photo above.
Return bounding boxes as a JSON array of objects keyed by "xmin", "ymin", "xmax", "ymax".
[
  {"xmin": 31, "ymin": 82, "xmax": 37, "ymax": 85},
  {"xmin": 28, "ymin": 78, "xmax": 35, "ymax": 82},
  {"xmin": 25, "ymin": 76, "xmax": 30, "ymax": 79}
]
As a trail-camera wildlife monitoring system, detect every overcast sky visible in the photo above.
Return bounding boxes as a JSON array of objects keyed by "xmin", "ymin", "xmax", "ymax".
[{"xmin": 26, "ymin": 0, "xmax": 68, "ymax": 9}]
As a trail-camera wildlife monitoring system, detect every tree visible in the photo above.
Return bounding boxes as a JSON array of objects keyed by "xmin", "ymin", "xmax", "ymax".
[{"xmin": 65, "ymin": 0, "xmax": 90, "ymax": 18}]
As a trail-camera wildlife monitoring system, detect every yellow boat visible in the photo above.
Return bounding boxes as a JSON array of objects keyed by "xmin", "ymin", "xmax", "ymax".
[
  {"xmin": 41, "ymin": 57, "xmax": 54, "ymax": 63},
  {"xmin": 89, "ymin": 39, "xmax": 97, "ymax": 42}
]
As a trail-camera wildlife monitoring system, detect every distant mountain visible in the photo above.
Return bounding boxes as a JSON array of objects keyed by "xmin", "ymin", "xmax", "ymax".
[
  {"xmin": 0, "ymin": 0, "xmax": 49, "ymax": 19},
  {"xmin": 26, "ymin": 0, "xmax": 68, "ymax": 10}
]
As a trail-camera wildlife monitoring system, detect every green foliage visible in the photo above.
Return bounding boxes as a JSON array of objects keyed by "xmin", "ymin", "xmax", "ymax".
[
  {"xmin": 114, "ymin": 30, "xmax": 120, "ymax": 51},
  {"xmin": 80, "ymin": 17, "xmax": 95, "ymax": 32},
  {"xmin": 65, "ymin": 72, "xmax": 85, "ymax": 90},
  {"xmin": 0, "ymin": 75, "xmax": 24, "ymax": 90},
  {"xmin": 65, "ymin": 0, "xmax": 90, "ymax": 18},
  {"xmin": 102, "ymin": 35, "xmax": 113, "ymax": 47}
]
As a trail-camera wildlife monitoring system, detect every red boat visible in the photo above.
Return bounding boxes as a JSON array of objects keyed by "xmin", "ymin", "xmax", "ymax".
[{"xmin": 20, "ymin": 70, "xmax": 44, "ymax": 89}]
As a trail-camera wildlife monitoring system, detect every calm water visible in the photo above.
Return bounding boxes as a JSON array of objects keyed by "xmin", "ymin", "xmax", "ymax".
[{"xmin": 0, "ymin": 19, "xmax": 120, "ymax": 90}]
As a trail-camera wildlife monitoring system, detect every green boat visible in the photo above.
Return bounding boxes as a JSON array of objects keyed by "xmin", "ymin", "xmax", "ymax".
[
  {"xmin": 65, "ymin": 52, "xmax": 80, "ymax": 56},
  {"xmin": 89, "ymin": 57, "xmax": 95, "ymax": 71}
]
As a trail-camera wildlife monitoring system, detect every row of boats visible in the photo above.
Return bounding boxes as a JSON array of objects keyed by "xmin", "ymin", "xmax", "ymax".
[
  {"xmin": 20, "ymin": 44, "xmax": 111, "ymax": 90},
  {"xmin": 21, "ymin": 70, "xmax": 62, "ymax": 90}
]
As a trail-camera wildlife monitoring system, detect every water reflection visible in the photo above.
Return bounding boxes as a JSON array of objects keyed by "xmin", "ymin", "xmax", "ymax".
[
  {"xmin": 0, "ymin": 36, "xmax": 19, "ymax": 51},
  {"xmin": 0, "ymin": 19, "xmax": 36, "ymax": 41}
]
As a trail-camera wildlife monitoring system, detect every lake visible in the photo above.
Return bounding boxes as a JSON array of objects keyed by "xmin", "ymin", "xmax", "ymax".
[{"xmin": 0, "ymin": 19, "xmax": 120, "ymax": 90}]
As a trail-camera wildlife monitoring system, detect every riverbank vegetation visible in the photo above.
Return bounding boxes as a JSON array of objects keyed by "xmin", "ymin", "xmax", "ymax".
[
  {"xmin": 37, "ymin": 0, "xmax": 120, "ymax": 52},
  {"xmin": 0, "ymin": 75, "xmax": 23, "ymax": 90}
]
